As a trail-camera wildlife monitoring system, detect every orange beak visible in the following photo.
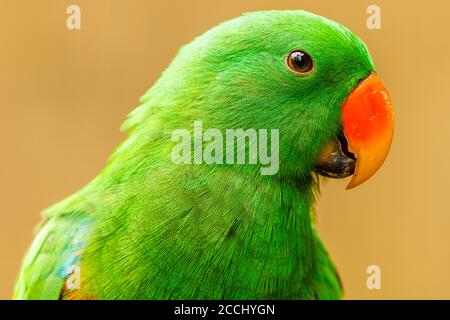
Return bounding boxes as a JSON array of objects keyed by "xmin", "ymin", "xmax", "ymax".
[{"xmin": 342, "ymin": 73, "xmax": 394, "ymax": 189}]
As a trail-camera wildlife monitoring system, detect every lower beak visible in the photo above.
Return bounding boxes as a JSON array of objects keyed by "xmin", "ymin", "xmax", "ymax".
[{"xmin": 315, "ymin": 73, "xmax": 394, "ymax": 189}]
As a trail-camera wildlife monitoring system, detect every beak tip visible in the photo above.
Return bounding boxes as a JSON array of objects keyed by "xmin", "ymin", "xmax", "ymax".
[{"xmin": 345, "ymin": 179, "xmax": 358, "ymax": 190}]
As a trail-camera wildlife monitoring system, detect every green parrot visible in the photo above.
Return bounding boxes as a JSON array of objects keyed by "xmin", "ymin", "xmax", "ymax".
[{"xmin": 14, "ymin": 10, "xmax": 394, "ymax": 300}]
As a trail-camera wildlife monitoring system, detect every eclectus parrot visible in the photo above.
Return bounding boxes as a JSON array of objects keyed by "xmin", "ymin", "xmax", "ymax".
[{"xmin": 14, "ymin": 10, "xmax": 394, "ymax": 299}]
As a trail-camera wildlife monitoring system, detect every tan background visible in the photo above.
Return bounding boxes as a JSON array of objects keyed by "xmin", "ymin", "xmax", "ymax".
[{"xmin": 1, "ymin": 0, "xmax": 449, "ymax": 299}]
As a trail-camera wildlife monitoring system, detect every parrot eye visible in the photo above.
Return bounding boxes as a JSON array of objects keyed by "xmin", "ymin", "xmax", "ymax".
[{"xmin": 286, "ymin": 50, "xmax": 314, "ymax": 75}]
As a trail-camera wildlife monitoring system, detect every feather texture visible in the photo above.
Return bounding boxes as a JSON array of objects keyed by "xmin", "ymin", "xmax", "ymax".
[{"xmin": 14, "ymin": 10, "xmax": 375, "ymax": 299}]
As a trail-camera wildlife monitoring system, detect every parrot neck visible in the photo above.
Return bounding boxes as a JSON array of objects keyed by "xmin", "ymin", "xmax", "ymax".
[{"xmin": 76, "ymin": 130, "xmax": 320, "ymax": 298}]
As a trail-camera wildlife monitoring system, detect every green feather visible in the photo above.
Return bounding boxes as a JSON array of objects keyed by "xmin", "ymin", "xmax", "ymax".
[{"xmin": 15, "ymin": 10, "xmax": 374, "ymax": 299}]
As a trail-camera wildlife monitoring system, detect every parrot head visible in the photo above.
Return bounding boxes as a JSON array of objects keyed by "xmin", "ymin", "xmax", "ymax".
[{"xmin": 132, "ymin": 10, "xmax": 394, "ymax": 188}]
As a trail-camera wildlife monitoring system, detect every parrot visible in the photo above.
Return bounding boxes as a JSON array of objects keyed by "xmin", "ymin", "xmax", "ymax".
[{"xmin": 14, "ymin": 10, "xmax": 394, "ymax": 300}]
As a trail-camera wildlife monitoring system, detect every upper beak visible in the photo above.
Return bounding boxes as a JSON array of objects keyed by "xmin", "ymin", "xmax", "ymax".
[{"xmin": 315, "ymin": 73, "xmax": 394, "ymax": 189}]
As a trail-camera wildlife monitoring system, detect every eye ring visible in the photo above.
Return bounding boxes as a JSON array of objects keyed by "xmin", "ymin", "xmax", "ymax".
[{"xmin": 286, "ymin": 50, "xmax": 314, "ymax": 75}]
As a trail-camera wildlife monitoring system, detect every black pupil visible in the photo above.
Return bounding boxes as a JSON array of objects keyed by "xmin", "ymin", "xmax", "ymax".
[{"xmin": 290, "ymin": 51, "xmax": 311, "ymax": 72}]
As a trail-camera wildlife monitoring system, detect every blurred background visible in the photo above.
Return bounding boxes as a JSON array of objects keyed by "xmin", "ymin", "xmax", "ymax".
[{"xmin": 1, "ymin": 0, "xmax": 449, "ymax": 299}]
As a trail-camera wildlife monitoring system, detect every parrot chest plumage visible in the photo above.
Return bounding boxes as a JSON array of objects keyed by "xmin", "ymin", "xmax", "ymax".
[{"xmin": 64, "ymin": 168, "xmax": 341, "ymax": 299}]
